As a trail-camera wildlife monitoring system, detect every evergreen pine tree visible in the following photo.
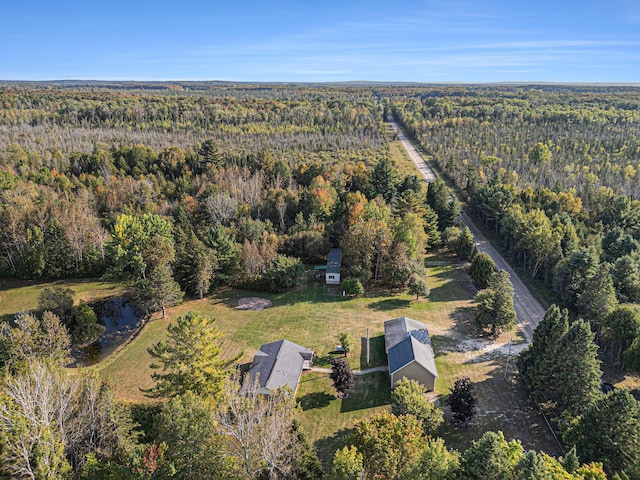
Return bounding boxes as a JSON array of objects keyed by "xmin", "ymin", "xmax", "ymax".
[
  {"xmin": 537, "ymin": 320, "xmax": 601, "ymax": 414},
  {"xmin": 44, "ymin": 218, "xmax": 75, "ymax": 278},
  {"xmin": 517, "ymin": 305, "xmax": 569, "ymax": 391}
]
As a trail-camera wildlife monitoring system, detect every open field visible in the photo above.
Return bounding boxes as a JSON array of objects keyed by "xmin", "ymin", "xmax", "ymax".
[
  {"xmin": 98, "ymin": 255, "xmax": 471, "ymax": 403},
  {"xmin": 385, "ymin": 123, "xmax": 421, "ymax": 178},
  {"xmin": 0, "ymin": 278, "xmax": 124, "ymax": 323},
  {"xmin": 297, "ymin": 371, "xmax": 391, "ymax": 467}
]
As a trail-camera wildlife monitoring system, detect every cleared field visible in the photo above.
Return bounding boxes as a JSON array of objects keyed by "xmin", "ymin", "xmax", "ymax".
[
  {"xmin": 0, "ymin": 278, "xmax": 123, "ymax": 322},
  {"xmin": 98, "ymin": 256, "xmax": 469, "ymax": 402},
  {"xmin": 385, "ymin": 123, "xmax": 420, "ymax": 178}
]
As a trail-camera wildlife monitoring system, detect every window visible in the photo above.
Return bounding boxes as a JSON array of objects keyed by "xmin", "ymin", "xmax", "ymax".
[{"xmin": 328, "ymin": 275, "xmax": 335, "ymax": 279}]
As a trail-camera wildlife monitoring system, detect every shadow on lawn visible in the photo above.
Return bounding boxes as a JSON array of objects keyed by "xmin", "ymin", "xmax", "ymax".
[
  {"xmin": 209, "ymin": 282, "xmax": 348, "ymax": 309},
  {"xmin": 448, "ymin": 306, "xmax": 476, "ymax": 333},
  {"xmin": 367, "ymin": 298, "xmax": 411, "ymax": 311},
  {"xmin": 340, "ymin": 372, "xmax": 391, "ymax": 413},
  {"xmin": 298, "ymin": 391, "xmax": 335, "ymax": 411},
  {"xmin": 359, "ymin": 335, "xmax": 386, "ymax": 369},
  {"xmin": 314, "ymin": 428, "xmax": 354, "ymax": 470},
  {"xmin": 437, "ymin": 359, "xmax": 563, "ymax": 457}
]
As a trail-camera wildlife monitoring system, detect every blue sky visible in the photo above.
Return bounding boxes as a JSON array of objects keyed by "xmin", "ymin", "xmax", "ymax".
[{"xmin": 2, "ymin": 0, "xmax": 640, "ymax": 82}]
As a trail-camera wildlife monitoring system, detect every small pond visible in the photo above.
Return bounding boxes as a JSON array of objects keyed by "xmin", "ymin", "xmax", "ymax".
[{"xmin": 73, "ymin": 298, "xmax": 144, "ymax": 366}]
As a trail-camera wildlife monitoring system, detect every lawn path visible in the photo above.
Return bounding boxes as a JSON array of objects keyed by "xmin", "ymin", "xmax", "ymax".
[{"xmin": 390, "ymin": 118, "xmax": 545, "ymax": 342}]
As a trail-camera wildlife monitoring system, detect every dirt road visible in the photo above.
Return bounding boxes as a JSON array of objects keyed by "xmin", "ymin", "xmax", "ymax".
[{"xmin": 390, "ymin": 119, "xmax": 545, "ymax": 341}]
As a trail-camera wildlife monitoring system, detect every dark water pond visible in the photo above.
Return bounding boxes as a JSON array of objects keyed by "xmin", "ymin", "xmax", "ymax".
[{"xmin": 73, "ymin": 298, "xmax": 144, "ymax": 366}]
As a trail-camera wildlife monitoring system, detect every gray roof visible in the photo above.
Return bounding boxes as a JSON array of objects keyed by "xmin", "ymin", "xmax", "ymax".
[
  {"xmin": 384, "ymin": 317, "xmax": 438, "ymax": 378},
  {"xmin": 248, "ymin": 339, "xmax": 314, "ymax": 393},
  {"xmin": 327, "ymin": 248, "xmax": 342, "ymax": 275},
  {"xmin": 384, "ymin": 316, "xmax": 433, "ymax": 352}
]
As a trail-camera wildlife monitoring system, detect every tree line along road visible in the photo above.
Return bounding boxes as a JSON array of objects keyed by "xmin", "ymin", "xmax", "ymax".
[{"xmin": 390, "ymin": 118, "xmax": 545, "ymax": 342}]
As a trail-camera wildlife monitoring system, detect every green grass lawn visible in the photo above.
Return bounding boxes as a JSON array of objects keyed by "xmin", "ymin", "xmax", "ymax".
[
  {"xmin": 98, "ymin": 263, "xmax": 469, "ymax": 402},
  {"xmin": 0, "ymin": 278, "xmax": 123, "ymax": 323}
]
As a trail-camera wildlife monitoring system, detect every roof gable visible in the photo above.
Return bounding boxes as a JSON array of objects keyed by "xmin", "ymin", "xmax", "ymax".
[
  {"xmin": 384, "ymin": 317, "xmax": 438, "ymax": 378},
  {"xmin": 384, "ymin": 316, "xmax": 431, "ymax": 351},
  {"xmin": 327, "ymin": 248, "xmax": 342, "ymax": 275},
  {"xmin": 248, "ymin": 339, "xmax": 314, "ymax": 393}
]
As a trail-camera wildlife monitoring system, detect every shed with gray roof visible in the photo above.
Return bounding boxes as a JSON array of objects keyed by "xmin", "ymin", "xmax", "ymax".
[
  {"xmin": 248, "ymin": 339, "xmax": 314, "ymax": 395},
  {"xmin": 326, "ymin": 248, "xmax": 342, "ymax": 285},
  {"xmin": 384, "ymin": 317, "xmax": 438, "ymax": 390}
]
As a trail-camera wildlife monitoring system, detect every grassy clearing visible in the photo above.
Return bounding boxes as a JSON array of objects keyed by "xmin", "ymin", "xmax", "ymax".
[
  {"xmin": 385, "ymin": 123, "xmax": 420, "ymax": 178},
  {"xmin": 434, "ymin": 350, "xmax": 562, "ymax": 456},
  {"xmin": 0, "ymin": 257, "xmax": 569, "ymax": 462},
  {"xmin": 98, "ymin": 262, "xmax": 469, "ymax": 403},
  {"xmin": 0, "ymin": 278, "xmax": 123, "ymax": 322}
]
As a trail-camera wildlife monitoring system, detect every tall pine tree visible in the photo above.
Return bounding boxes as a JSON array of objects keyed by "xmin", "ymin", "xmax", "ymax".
[
  {"xmin": 536, "ymin": 320, "xmax": 601, "ymax": 414},
  {"xmin": 517, "ymin": 305, "xmax": 569, "ymax": 391}
]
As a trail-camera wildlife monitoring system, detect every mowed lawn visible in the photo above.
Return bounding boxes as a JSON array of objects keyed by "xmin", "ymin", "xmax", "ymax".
[
  {"xmin": 99, "ymin": 257, "xmax": 470, "ymax": 403},
  {"xmin": 0, "ymin": 278, "xmax": 124, "ymax": 322}
]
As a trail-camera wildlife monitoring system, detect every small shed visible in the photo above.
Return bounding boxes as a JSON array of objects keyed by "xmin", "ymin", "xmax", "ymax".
[
  {"xmin": 384, "ymin": 317, "xmax": 438, "ymax": 391},
  {"xmin": 326, "ymin": 248, "xmax": 342, "ymax": 285},
  {"xmin": 248, "ymin": 339, "xmax": 314, "ymax": 395}
]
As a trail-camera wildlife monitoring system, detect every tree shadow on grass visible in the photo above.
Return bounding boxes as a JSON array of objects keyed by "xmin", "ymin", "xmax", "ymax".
[
  {"xmin": 314, "ymin": 428, "xmax": 354, "ymax": 471},
  {"xmin": 340, "ymin": 371, "xmax": 391, "ymax": 413},
  {"xmin": 367, "ymin": 298, "xmax": 412, "ymax": 311},
  {"xmin": 298, "ymin": 391, "xmax": 335, "ymax": 411},
  {"xmin": 208, "ymin": 281, "xmax": 349, "ymax": 309},
  {"xmin": 360, "ymin": 335, "xmax": 387, "ymax": 369},
  {"xmin": 436, "ymin": 360, "xmax": 563, "ymax": 457},
  {"xmin": 449, "ymin": 306, "xmax": 477, "ymax": 334}
]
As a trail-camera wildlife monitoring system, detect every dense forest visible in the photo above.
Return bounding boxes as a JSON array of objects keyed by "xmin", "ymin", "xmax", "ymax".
[{"xmin": 1, "ymin": 82, "xmax": 640, "ymax": 478}]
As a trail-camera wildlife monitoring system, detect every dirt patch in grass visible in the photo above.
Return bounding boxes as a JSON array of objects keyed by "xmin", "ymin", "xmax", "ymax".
[{"xmin": 236, "ymin": 297, "xmax": 273, "ymax": 311}]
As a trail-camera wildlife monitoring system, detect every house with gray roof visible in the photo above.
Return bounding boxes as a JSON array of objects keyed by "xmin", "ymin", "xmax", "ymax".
[
  {"xmin": 384, "ymin": 317, "xmax": 438, "ymax": 391},
  {"xmin": 248, "ymin": 339, "xmax": 314, "ymax": 395},
  {"xmin": 326, "ymin": 248, "xmax": 342, "ymax": 285}
]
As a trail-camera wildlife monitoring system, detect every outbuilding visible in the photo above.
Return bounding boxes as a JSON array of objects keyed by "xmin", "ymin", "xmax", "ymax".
[
  {"xmin": 326, "ymin": 248, "xmax": 342, "ymax": 285},
  {"xmin": 384, "ymin": 317, "xmax": 438, "ymax": 391}
]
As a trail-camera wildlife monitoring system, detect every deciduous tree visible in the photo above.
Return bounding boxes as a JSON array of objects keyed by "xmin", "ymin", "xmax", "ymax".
[
  {"xmin": 447, "ymin": 376, "xmax": 476, "ymax": 426},
  {"xmin": 0, "ymin": 311, "xmax": 71, "ymax": 368},
  {"xmin": 216, "ymin": 377, "xmax": 299, "ymax": 479},
  {"xmin": 461, "ymin": 431, "xmax": 523, "ymax": 480},
  {"xmin": 153, "ymin": 392, "xmax": 230, "ymax": 480},
  {"xmin": 332, "ymin": 446, "xmax": 364, "ymax": 480},
  {"xmin": 390, "ymin": 378, "xmax": 443, "ymax": 435},
  {"xmin": 342, "ymin": 277, "xmax": 364, "ymax": 296},
  {"xmin": 400, "ymin": 438, "xmax": 460, "ymax": 480},
  {"xmin": 347, "ymin": 411, "xmax": 426, "ymax": 480},
  {"xmin": 330, "ymin": 358, "xmax": 355, "ymax": 399}
]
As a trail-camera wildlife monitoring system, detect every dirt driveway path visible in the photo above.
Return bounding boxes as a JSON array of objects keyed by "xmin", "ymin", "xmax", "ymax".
[{"xmin": 390, "ymin": 119, "xmax": 545, "ymax": 342}]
